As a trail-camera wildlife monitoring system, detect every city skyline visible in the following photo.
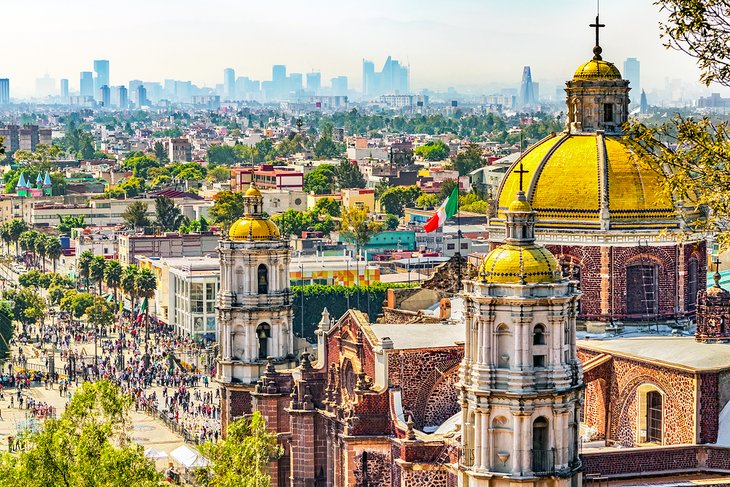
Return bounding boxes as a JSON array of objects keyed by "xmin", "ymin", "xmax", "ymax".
[{"xmin": 1, "ymin": 0, "xmax": 725, "ymax": 98}]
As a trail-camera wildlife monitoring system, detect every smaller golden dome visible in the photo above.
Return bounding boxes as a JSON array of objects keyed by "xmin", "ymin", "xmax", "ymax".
[
  {"xmin": 480, "ymin": 244, "xmax": 561, "ymax": 285},
  {"xmin": 229, "ymin": 217, "xmax": 280, "ymax": 241},
  {"xmin": 508, "ymin": 196, "xmax": 532, "ymax": 213},
  {"xmin": 574, "ymin": 59, "xmax": 622, "ymax": 80},
  {"xmin": 245, "ymin": 184, "xmax": 263, "ymax": 198}
]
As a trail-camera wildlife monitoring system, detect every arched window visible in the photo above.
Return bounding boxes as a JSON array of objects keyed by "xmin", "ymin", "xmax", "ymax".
[
  {"xmin": 626, "ymin": 263, "xmax": 659, "ymax": 316},
  {"xmin": 532, "ymin": 417, "xmax": 550, "ymax": 474},
  {"xmin": 496, "ymin": 324, "xmax": 510, "ymax": 369},
  {"xmin": 257, "ymin": 264, "xmax": 269, "ymax": 295},
  {"xmin": 256, "ymin": 323, "xmax": 271, "ymax": 359},
  {"xmin": 533, "ymin": 324, "xmax": 546, "ymax": 345},
  {"xmin": 687, "ymin": 259, "xmax": 698, "ymax": 310}
]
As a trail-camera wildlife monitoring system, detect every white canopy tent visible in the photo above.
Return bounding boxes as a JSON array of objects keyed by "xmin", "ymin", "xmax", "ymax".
[
  {"xmin": 143, "ymin": 447, "xmax": 168, "ymax": 460},
  {"xmin": 170, "ymin": 445, "xmax": 209, "ymax": 469}
]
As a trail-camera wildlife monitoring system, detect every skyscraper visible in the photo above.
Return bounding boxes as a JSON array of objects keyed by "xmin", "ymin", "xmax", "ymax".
[
  {"xmin": 289, "ymin": 73, "xmax": 303, "ymax": 94},
  {"xmin": 306, "ymin": 72, "xmax": 321, "ymax": 94},
  {"xmin": 623, "ymin": 58, "xmax": 641, "ymax": 107},
  {"xmin": 118, "ymin": 86, "xmax": 128, "ymax": 109},
  {"xmin": 640, "ymin": 89, "xmax": 648, "ymax": 114},
  {"xmin": 0, "ymin": 79, "xmax": 9, "ymax": 104},
  {"xmin": 223, "ymin": 68, "xmax": 236, "ymax": 100},
  {"xmin": 361, "ymin": 57, "xmax": 409, "ymax": 97},
  {"xmin": 331, "ymin": 76, "xmax": 348, "ymax": 96},
  {"xmin": 136, "ymin": 85, "xmax": 148, "ymax": 107},
  {"xmin": 519, "ymin": 66, "xmax": 536, "ymax": 107},
  {"xmin": 93, "ymin": 60, "xmax": 110, "ymax": 99},
  {"xmin": 100, "ymin": 85, "xmax": 111, "ymax": 107},
  {"xmin": 271, "ymin": 65, "xmax": 287, "ymax": 99},
  {"xmin": 80, "ymin": 71, "xmax": 94, "ymax": 98},
  {"xmin": 60, "ymin": 79, "xmax": 69, "ymax": 98},
  {"xmin": 362, "ymin": 60, "xmax": 375, "ymax": 97}
]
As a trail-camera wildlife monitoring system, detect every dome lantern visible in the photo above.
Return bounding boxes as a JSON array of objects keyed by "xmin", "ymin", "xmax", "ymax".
[{"xmin": 228, "ymin": 182, "xmax": 281, "ymax": 241}]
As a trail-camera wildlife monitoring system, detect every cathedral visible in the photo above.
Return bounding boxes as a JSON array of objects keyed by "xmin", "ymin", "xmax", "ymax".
[{"xmin": 214, "ymin": 18, "xmax": 730, "ymax": 487}]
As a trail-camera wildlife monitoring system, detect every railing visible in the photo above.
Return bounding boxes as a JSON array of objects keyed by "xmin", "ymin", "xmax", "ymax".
[{"xmin": 532, "ymin": 449, "xmax": 555, "ymax": 475}]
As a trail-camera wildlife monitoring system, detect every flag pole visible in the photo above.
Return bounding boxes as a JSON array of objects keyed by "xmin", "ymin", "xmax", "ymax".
[{"xmin": 456, "ymin": 186, "xmax": 461, "ymax": 292}]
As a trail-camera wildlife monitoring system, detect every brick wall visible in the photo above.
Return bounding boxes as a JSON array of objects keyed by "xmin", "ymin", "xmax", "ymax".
[
  {"xmin": 583, "ymin": 445, "xmax": 730, "ymax": 478},
  {"xmin": 700, "ymin": 372, "xmax": 720, "ymax": 444}
]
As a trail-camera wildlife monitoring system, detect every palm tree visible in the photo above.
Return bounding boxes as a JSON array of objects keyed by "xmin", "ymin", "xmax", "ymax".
[
  {"xmin": 104, "ymin": 260, "xmax": 123, "ymax": 304},
  {"xmin": 89, "ymin": 256, "xmax": 107, "ymax": 295},
  {"xmin": 122, "ymin": 201, "xmax": 150, "ymax": 231},
  {"xmin": 9, "ymin": 219, "xmax": 28, "ymax": 257},
  {"xmin": 154, "ymin": 196, "xmax": 187, "ymax": 232},
  {"xmin": 135, "ymin": 268, "xmax": 157, "ymax": 342},
  {"xmin": 34, "ymin": 234, "xmax": 48, "ymax": 272},
  {"xmin": 0, "ymin": 223, "xmax": 11, "ymax": 256},
  {"xmin": 19, "ymin": 231, "xmax": 37, "ymax": 266},
  {"xmin": 78, "ymin": 250, "xmax": 94, "ymax": 291},
  {"xmin": 121, "ymin": 264, "xmax": 139, "ymax": 315},
  {"xmin": 45, "ymin": 237, "xmax": 62, "ymax": 273}
]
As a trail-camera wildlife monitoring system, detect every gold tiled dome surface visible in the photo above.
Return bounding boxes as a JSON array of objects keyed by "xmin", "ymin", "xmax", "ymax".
[
  {"xmin": 480, "ymin": 244, "xmax": 562, "ymax": 284},
  {"xmin": 229, "ymin": 217, "xmax": 280, "ymax": 240},
  {"xmin": 574, "ymin": 59, "xmax": 622, "ymax": 80},
  {"xmin": 496, "ymin": 133, "xmax": 676, "ymax": 229}
]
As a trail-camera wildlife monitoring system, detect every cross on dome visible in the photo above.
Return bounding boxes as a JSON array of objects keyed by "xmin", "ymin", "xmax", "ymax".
[
  {"xmin": 514, "ymin": 161, "xmax": 528, "ymax": 193},
  {"xmin": 589, "ymin": 1, "xmax": 606, "ymax": 60}
]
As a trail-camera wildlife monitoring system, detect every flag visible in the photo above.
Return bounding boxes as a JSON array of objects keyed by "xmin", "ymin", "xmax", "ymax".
[
  {"xmin": 140, "ymin": 297, "xmax": 148, "ymax": 313},
  {"xmin": 424, "ymin": 186, "xmax": 458, "ymax": 233}
]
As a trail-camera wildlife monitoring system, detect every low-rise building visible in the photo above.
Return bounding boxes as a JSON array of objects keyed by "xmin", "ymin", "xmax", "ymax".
[
  {"xmin": 340, "ymin": 188, "xmax": 375, "ymax": 211},
  {"xmin": 118, "ymin": 232, "xmax": 218, "ymax": 266},
  {"xmin": 230, "ymin": 164, "xmax": 303, "ymax": 191},
  {"xmin": 166, "ymin": 138, "xmax": 192, "ymax": 162},
  {"xmin": 290, "ymin": 251, "xmax": 379, "ymax": 286}
]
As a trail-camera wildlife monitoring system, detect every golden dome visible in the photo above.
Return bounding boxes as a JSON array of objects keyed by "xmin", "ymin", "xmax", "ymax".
[
  {"xmin": 228, "ymin": 217, "xmax": 280, "ymax": 241},
  {"xmin": 245, "ymin": 184, "xmax": 263, "ymax": 198},
  {"xmin": 573, "ymin": 59, "xmax": 622, "ymax": 80},
  {"xmin": 495, "ymin": 133, "xmax": 680, "ymax": 230},
  {"xmin": 480, "ymin": 244, "xmax": 562, "ymax": 284},
  {"xmin": 508, "ymin": 197, "xmax": 532, "ymax": 213}
]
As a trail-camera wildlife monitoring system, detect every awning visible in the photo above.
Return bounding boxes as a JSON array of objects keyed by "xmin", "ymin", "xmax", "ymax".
[{"xmin": 144, "ymin": 447, "xmax": 168, "ymax": 460}]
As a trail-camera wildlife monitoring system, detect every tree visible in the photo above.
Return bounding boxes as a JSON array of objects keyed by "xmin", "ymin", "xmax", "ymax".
[
  {"xmin": 19, "ymin": 231, "xmax": 38, "ymax": 266},
  {"xmin": 3, "ymin": 287, "xmax": 46, "ymax": 330},
  {"xmin": 311, "ymin": 197, "xmax": 341, "ymax": 217},
  {"xmin": 86, "ymin": 296, "xmax": 115, "ymax": 332},
  {"xmin": 209, "ymin": 191, "xmax": 245, "ymax": 232},
  {"xmin": 34, "ymin": 234, "xmax": 49, "ymax": 272},
  {"xmin": 120, "ymin": 265, "xmax": 139, "ymax": 314},
  {"xmin": 414, "ymin": 140, "xmax": 450, "ymax": 161},
  {"xmin": 58, "ymin": 215, "xmax": 87, "ymax": 234},
  {"xmin": 379, "ymin": 186, "xmax": 423, "ymax": 216},
  {"xmin": 104, "ymin": 260, "xmax": 123, "ymax": 304},
  {"xmin": 60, "ymin": 290, "xmax": 96, "ymax": 319},
  {"xmin": 374, "ymin": 178, "xmax": 391, "ymax": 199},
  {"xmin": 451, "ymin": 143, "xmax": 486, "ymax": 175},
  {"xmin": 313, "ymin": 123, "xmax": 344, "ymax": 159},
  {"xmin": 207, "ymin": 144, "xmax": 238, "ymax": 165},
  {"xmin": 122, "ymin": 201, "xmax": 150, "ymax": 229},
  {"xmin": 153, "ymin": 141, "xmax": 168, "ymax": 162},
  {"xmin": 198, "ymin": 412, "xmax": 282, "ymax": 487},
  {"xmin": 8, "ymin": 219, "xmax": 28, "ymax": 256},
  {"xmin": 78, "ymin": 250, "xmax": 94, "ymax": 291},
  {"xmin": 416, "ymin": 193, "xmax": 441, "ymax": 210},
  {"xmin": 334, "ymin": 160, "xmax": 366, "ymax": 189},
  {"xmin": 0, "ymin": 223, "xmax": 11, "ymax": 255},
  {"xmin": 135, "ymin": 268, "xmax": 157, "ymax": 342},
  {"xmin": 340, "ymin": 206, "xmax": 381, "ymax": 255},
  {"xmin": 271, "ymin": 209, "xmax": 310, "ymax": 238},
  {"xmin": 44, "ymin": 236, "xmax": 62, "ymax": 273},
  {"xmin": 303, "ymin": 165, "xmax": 336, "ymax": 194},
  {"xmin": 89, "ymin": 256, "xmax": 107, "ymax": 295},
  {"xmin": 207, "ymin": 166, "xmax": 231, "ymax": 184},
  {"xmin": 385, "ymin": 214, "xmax": 400, "ymax": 230},
  {"xmin": 440, "ymin": 179, "xmax": 460, "ymax": 199},
  {"xmin": 154, "ymin": 196, "xmax": 186, "ymax": 232},
  {"xmin": 0, "ymin": 380, "xmax": 161, "ymax": 487}
]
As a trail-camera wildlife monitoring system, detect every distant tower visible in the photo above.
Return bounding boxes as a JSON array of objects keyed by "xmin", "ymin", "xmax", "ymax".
[
  {"xmin": 60, "ymin": 79, "xmax": 69, "ymax": 99},
  {"xmin": 640, "ymin": 90, "xmax": 648, "ymax": 114},
  {"xmin": 118, "ymin": 86, "xmax": 128, "ymax": 109},
  {"xmin": 0, "ymin": 79, "xmax": 9, "ymax": 104},
  {"xmin": 362, "ymin": 60, "xmax": 375, "ymax": 97},
  {"xmin": 460, "ymin": 188, "xmax": 583, "ymax": 487},
  {"xmin": 93, "ymin": 60, "xmax": 110, "ymax": 100},
  {"xmin": 80, "ymin": 72, "xmax": 94, "ymax": 99},
  {"xmin": 223, "ymin": 68, "xmax": 236, "ymax": 100},
  {"xmin": 623, "ymin": 58, "xmax": 640, "ymax": 107},
  {"xmin": 519, "ymin": 66, "xmax": 535, "ymax": 108},
  {"xmin": 100, "ymin": 85, "xmax": 111, "ymax": 107},
  {"xmin": 216, "ymin": 183, "xmax": 297, "ymax": 434}
]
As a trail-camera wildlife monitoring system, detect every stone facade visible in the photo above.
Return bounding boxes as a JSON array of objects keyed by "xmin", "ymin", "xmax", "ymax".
[{"xmin": 696, "ymin": 276, "xmax": 730, "ymax": 342}]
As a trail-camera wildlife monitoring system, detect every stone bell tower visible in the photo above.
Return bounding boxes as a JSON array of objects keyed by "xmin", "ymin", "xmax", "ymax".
[
  {"xmin": 216, "ymin": 182, "xmax": 296, "ymax": 433},
  {"xmin": 459, "ymin": 186, "xmax": 584, "ymax": 487}
]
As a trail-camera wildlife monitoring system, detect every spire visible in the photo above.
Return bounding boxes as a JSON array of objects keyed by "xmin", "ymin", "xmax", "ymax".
[{"xmin": 43, "ymin": 171, "xmax": 52, "ymax": 188}]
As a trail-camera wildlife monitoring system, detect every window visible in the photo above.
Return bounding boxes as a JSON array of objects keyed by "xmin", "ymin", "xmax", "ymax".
[
  {"xmin": 647, "ymin": 391, "xmax": 662, "ymax": 443},
  {"xmin": 532, "ymin": 417, "xmax": 551, "ymax": 473},
  {"xmin": 533, "ymin": 324, "xmax": 546, "ymax": 345},
  {"xmin": 447, "ymin": 243, "xmax": 455, "ymax": 250},
  {"xmin": 256, "ymin": 323, "xmax": 271, "ymax": 359},
  {"xmin": 626, "ymin": 264, "xmax": 658, "ymax": 315},
  {"xmin": 496, "ymin": 324, "xmax": 510, "ymax": 369},
  {"xmin": 194, "ymin": 317, "xmax": 204, "ymax": 331},
  {"xmin": 461, "ymin": 243, "xmax": 468, "ymax": 250},
  {"xmin": 257, "ymin": 264, "xmax": 269, "ymax": 294},
  {"xmin": 206, "ymin": 283, "xmax": 215, "ymax": 301},
  {"xmin": 604, "ymin": 103, "xmax": 613, "ymax": 122},
  {"xmin": 206, "ymin": 317, "xmax": 215, "ymax": 330},
  {"xmin": 533, "ymin": 355, "xmax": 545, "ymax": 368}
]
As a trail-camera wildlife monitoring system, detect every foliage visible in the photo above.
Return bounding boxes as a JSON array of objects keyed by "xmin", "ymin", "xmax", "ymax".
[
  {"xmin": 154, "ymin": 196, "xmax": 187, "ymax": 231},
  {"xmin": 207, "ymin": 166, "xmax": 231, "ymax": 184},
  {"xmin": 440, "ymin": 179, "xmax": 460, "ymax": 199},
  {"xmin": 135, "ymin": 268, "xmax": 157, "ymax": 302},
  {"xmin": 122, "ymin": 155, "xmax": 161, "ymax": 179},
  {"xmin": 416, "ymin": 193, "xmax": 441, "ymax": 210},
  {"xmin": 0, "ymin": 302, "xmax": 11, "ymax": 360},
  {"xmin": 89, "ymin": 256, "xmax": 107, "ymax": 295},
  {"xmin": 58, "ymin": 215, "xmax": 87, "ymax": 234},
  {"xmin": 120, "ymin": 265, "xmax": 139, "ymax": 306},
  {"xmin": 153, "ymin": 141, "xmax": 168, "ymax": 162},
  {"xmin": 78, "ymin": 250, "xmax": 94, "ymax": 290},
  {"xmin": 122, "ymin": 201, "xmax": 151, "ymax": 229},
  {"xmin": 313, "ymin": 122, "xmax": 345, "ymax": 159},
  {"xmin": 207, "ymin": 144, "xmax": 238, "ymax": 165},
  {"xmin": 180, "ymin": 216, "xmax": 210, "ymax": 234},
  {"xmin": 209, "ymin": 191, "xmax": 244, "ymax": 231},
  {"xmin": 414, "ymin": 140, "xmax": 450, "ymax": 161},
  {"xmin": 303, "ymin": 165, "xmax": 336, "ymax": 194},
  {"xmin": 451, "ymin": 143, "xmax": 486, "ymax": 175},
  {"xmin": 60, "ymin": 290, "xmax": 96, "ymax": 319},
  {"xmin": 384, "ymin": 214, "xmax": 400, "ymax": 230},
  {"xmin": 104, "ymin": 260, "xmax": 123, "ymax": 303},
  {"xmin": 374, "ymin": 178, "xmax": 391, "ymax": 199},
  {"xmin": 340, "ymin": 206, "xmax": 381, "ymax": 250},
  {"xmin": 197, "ymin": 412, "xmax": 282, "ymax": 487},
  {"xmin": 334, "ymin": 160, "xmax": 366, "ymax": 189},
  {"xmin": 311, "ymin": 197, "xmax": 341, "ymax": 217},
  {"xmin": 86, "ymin": 296, "xmax": 115, "ymax": 330},
  {"xmin": 0, "ymin": 380, "xmax": 161, "ymax": 487},
  {"xmin": 271, "ymin": 208, "xmax": 335, "ymax": 237},
  {"xmin": 2, "ymin": 287, "xmax": 46, "ymax": 327},
  {"xmin": 379, "ymin": 185, "xmax": 423, "ymax": 216},
  {"xmin": 292, "ymin": 283, "xmax": 413, "ymax": 339}
]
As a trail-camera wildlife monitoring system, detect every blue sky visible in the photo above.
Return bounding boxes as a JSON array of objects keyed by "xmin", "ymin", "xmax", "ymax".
[{"xmin": 3, "ymin": 0, "xmax": 718, "ymax": 97}]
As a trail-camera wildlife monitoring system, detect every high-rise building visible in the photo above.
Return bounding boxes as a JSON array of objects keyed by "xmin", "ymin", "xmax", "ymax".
[
  {"xmin": 519, "ymin": 66, "xmax": 536, "ymax": 107},
  {"xmin": 640, "ymin": 89, "xmax": 648, "ymax": 114},
  {"xmin": 60, "ymin": 79, "xmax": 69, "ymax": 99},
  {"xmin": 35, "ymin": 75, "xmax": 56, "ymax": 98},
  {"xmin": 361, "ymin": 56, "xmax": 409, "ymax": 97},
  {"xmin": 306, "ymin": 72, "xmax": 321, "ymax": 94},
  {"xmin": 100, "ymin": 85, "xmax": 111, "ymax": 107},
  {"xmin": 136, "ymin": 85, "xmax": 148, "ymax": 107},
  {"xmin": 223, "ymin": 68, "xmax": 236, "ymax": 100},
  {"xmin": 118, "ymin": 86, "xmax": 128, "ymax": 109},
  {"xmin": 331, "ymin": 76, "xmax": 348, "ymax": 96},
  {"xmin": 93, "ymin": 60, "xmax": 110, "ymax": 100},
  {"xmin": 80, "ymin": 71, "xmax": 94, "ymax": 99},
  {"xmin": 0, "ymin": 79, "xmax": 10, "ymax": 104},
  {"xmin": 289, "ymin": 73, "xmax": 303, "ymax": 94},
  {"xmin": 271, "ymin": 65, "xmax": 287, "ymax": 99},
  {"xmin": 623, "ymin": 58, "xmax": 641, "ymax": 106}
]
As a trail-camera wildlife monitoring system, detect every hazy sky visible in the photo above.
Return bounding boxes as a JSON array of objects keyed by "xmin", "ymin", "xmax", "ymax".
[{"xmin": 3, "ymin": 0, "xmax": 722, "ymax": 97}]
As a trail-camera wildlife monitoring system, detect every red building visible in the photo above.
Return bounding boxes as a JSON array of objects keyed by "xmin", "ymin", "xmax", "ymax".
[{"xmin": 230, "ymin": 164, "xmax": 304, "ymax": 191}]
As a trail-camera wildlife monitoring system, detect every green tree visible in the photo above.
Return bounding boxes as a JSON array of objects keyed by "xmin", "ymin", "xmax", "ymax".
[
  {"xmin": 3, "ymin": 287, "xmax": 46, "ymax": 330},
  {"xmin": 207, "ymin": 166, "xmax": 231, "ymax": 184},
  {"xmin": 89, "ymin": 256, "xmax": 107, "ymax": 295},
  {"xmin": 340, "ymin": 206, "xmax": 381, "ymax": 257},
  {"xmin": 34, "ymin": 234, "xmax": 49, "ymax": 272},
  {"xmin": 271, "ymin": 209, "xmax": 310, "ymax": 238},
  {"xmin": 207, "ymin": 144, "xmax": 238, "ymax": 165},
  {"xmin": 198, "ymin": 412, "xmax": 282, "ymax": 487},
  {"xmin": 86, "ymin": 296, "xmax": 115, "ymax": 331},
  {"xmin": 209, "ymin": 191, "xmax": 245, "ymax": 232},
  {"xmin": 440, "ymin": 179, "xmax": 460, "ymax": 199},
  {"xmin": 414, "ymin": 140, "xmax": 450, "ymax": 161},
  {"xmin": 385, "ymin": 214, "xmax": 400, "ymax": 230},
  {"xmin": 135, "ymin": 268, "xmax": 157, "ymax": 342},
  {"xmin": 153, "ymin": 141, "xmax": 168, "ymax": 162},
  {"xmin": 120, "ymin": 265, "xmax": 139, "ymax": 314},
  {"xmin": 104, "ymin": 260, "xmax": 123, "ymax": 304},
  {"xmin": 311, "ymin": 197, "xmax": 341, "ymax": 217},
  {"xmin": 0, "ymin": 223, "xmax": 11, "ymax": 255},
  {"xmin": 78, "ymin": 250, "xmax": 94, "ymax": 291},
  {"xmin": 416, "ymin": 193, "xmax": 441, "ymax": 210},
  {"xmin": 154, "ymin": 196, "xmax": 187, "ymax": 232},
  {"xmin": 334, "ymin": 160, "xmax": 366, "ymax": 189},
  {"xmin": 19, "ymin": 231, "xmax": 38, "ymax": 265},
  {"xmin": 451, "ymin": 143, "xmax": 485, "ymax": 175},
  {"xmin": 60, "ymin": 290, "xmax": 96, "ymax": 319},
  {"xmin": 58, "ymin": 215, "xmax": 87, "ymax": 235},
  {"xmin": 8, "ymin": 219, "xmax": 28, "ymax": 256},
  {"xmin": 0, "ymin": 380, "xmax": 161, "ymax": 487},
  {"xmin": 379, "ymin": 186, "xmax": 423, "ymax": 216},
  {"xmin": 44, "ymin": 236, "xmax": 62, "ymax": 273},
  {"xmin": 303, "ymin": 165, "xmax": 336, "ymax": 194},
  {"xmin": 122, "ymin": 201, "xmax": 150, "ymax": 229}
]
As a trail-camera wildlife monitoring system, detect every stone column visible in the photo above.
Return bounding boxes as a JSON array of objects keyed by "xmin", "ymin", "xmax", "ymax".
[
  {"xmin": 474, "ymin": 409, "xmax": 482, "ymax": 470},
  {"xmin": 480, "ymin": 408, "xmax": 490, "ymax": 470},
  {"xmin": 511, "ymin": 412, "xmax": 523, "ymax": 475}
]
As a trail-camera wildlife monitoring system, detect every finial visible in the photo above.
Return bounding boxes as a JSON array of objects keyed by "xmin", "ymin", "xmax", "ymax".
[{"xmin": 589, "ymin": 2, "xmax": 606, "ymax": 61}]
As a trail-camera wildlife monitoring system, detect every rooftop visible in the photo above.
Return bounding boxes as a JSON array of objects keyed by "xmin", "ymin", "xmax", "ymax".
[
  {"xmin": 578, "ymin": 336, "xmax": 730, "ymax": 372},
  {"xmin": 368, "ymin": 322, "xmax": 464, "ymax": 350}
]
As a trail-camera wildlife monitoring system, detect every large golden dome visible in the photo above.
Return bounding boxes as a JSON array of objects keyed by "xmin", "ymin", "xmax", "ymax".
[
  {"xmin": 573, "ymin": 59, "xmax": 622, "ymax": 80},
  {"xmin": 229, "ymin": 217, "xmax": 280, "ymax": 241},
  {"xmin": 480, "ymin": 244, "xmax": 561, "ymax": 284},
  {"xmin": 495, "ymin": 133, "xmax": 679, "ymax": 230}
]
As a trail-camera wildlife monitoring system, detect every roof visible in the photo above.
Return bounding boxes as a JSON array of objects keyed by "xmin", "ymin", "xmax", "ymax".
[
  {"xmin": 574, "ymin": 59, "xmax": 622, "ymax": 80},
  {"xmin": 151, "ymin": 189, "xmax": 203, "ymax": 200},
  {"xmin": 578, "ymin": 336, "xmax": 730, "ymax": 372},
  {"xmin": 480, "ymin": 243, "xmax": 561, "ymax": 284},
  {"xmin": 368, "ymin": 322, "xmax": 464, "ymax": 350}
]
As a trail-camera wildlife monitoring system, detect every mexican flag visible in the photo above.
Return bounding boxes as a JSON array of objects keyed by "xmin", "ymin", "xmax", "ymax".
[{"xmin": 424, "ymin": 186, "xmax": 458, "ymax": 233}]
